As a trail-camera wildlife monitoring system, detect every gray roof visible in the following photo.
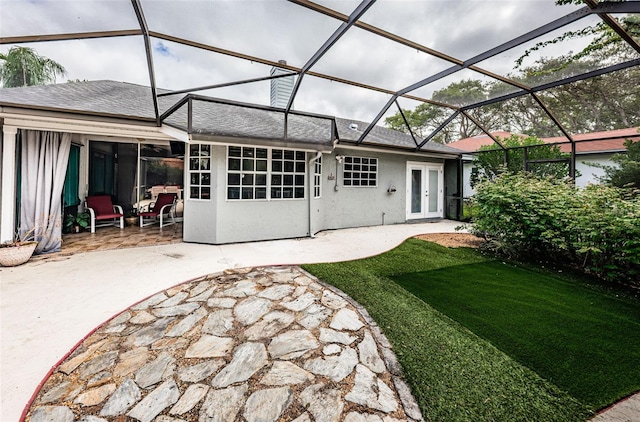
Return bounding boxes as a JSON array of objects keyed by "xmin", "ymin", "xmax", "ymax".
[
  {"xmin": 0, "ymin": 80, "xmax": 162, "ymax": 120},
  {"xmin": 335, "ymin": 117, "xmax": 462, "ymax": 155},
  {"xmin": 0, "ymin": 80, "xmax": 460, "ymax": 155}
]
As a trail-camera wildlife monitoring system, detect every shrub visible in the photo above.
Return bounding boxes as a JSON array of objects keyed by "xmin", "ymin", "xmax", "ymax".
[{"xmin": 469, "ymin": 173, "xmax": 640, "ymax": 286}]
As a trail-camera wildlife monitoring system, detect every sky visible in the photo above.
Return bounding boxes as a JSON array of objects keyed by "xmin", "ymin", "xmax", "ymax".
[{"xmin": 0, "ymin": 0, "xmax": 602, "ymax": 123}]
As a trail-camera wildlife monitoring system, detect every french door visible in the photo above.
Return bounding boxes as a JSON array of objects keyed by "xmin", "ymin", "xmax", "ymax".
[{"xmin": 406, "ymin": 162, "xmax": 443, "ymax": 219}]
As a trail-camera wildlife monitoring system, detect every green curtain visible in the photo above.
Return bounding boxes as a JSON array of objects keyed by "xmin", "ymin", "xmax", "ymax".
[{"xmin": 63, "ymin": 144, "xmax": 80, "ymax": 207}]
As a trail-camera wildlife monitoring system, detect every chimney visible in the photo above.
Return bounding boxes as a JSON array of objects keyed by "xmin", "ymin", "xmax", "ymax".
[{"xmin": 270, "ymin": 59, "xmax": 295, "ymax": 109}]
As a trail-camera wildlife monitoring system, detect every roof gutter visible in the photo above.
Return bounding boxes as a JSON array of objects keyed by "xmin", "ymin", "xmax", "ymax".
[{"xmin": 336, "ymin": 142, "xmax": 461, "ymax": 160}]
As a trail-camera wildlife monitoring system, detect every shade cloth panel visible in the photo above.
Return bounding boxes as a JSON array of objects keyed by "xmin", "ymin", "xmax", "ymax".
[{"xmin": 20, "ymin": 129, "xmax": 71, "ymax": 254}]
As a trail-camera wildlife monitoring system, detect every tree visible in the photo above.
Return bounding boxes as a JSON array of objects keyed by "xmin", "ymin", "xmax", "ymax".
[
  {"xmin": 384, "ymin": 3, "xmax": 639, "ymax": 141},
  {"xmin": 0, "ymin": 46, "xmax": 66, "ymax": 88},
  {"xmin": 385, "ymin": 79, "xmax": 499, "ymax": 143},
  {"xmin": 470, "ymin": 134, "xmax": 571, "ymax": 187},
  {"xmin": 592, "ymin": 139, "xmax": 640, "ymax": 189}
]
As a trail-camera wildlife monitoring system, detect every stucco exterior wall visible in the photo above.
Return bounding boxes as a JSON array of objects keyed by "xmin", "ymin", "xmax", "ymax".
[
  {"xmin": 316, "ymin": 148, "xmax": 446, "ymax": 232},
  {"xmin": 575, "ymin": 154, "xmax": 617, "ymax": 187},
  {"xmin": 182, "ymin": 144, "xmax": 451, "ymax": 245}
]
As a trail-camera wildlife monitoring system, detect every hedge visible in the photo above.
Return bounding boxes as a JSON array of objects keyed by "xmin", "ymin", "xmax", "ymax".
[{"xmin": 469, "ymin": 173, "xmax": 640, "ymax": 286}]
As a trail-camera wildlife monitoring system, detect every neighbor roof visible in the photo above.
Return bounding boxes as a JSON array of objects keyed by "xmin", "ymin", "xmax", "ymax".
[{"xmin": 450, "ymin": 128, "xmax": 639, "ymax": 154}]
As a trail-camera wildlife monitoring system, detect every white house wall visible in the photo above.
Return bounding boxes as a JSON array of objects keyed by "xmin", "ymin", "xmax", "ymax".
[
  {"xmin": 182, "ymin": 145, "xmax": 449, "ymax": 245},
  {"xmin": 462, "ymin": 153, "xmax": 620, "ymax": 194},
  {"xmin": 322, "ymin": 149, "xmax": 429, "ymax": 230},
  {"xmin": 575, "ymin": 154, "xmax": 617, "ymax": 187}
]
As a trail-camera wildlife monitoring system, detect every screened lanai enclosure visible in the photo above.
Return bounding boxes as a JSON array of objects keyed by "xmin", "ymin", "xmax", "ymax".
[
  {"xmin": 2, "ymin": 0, "xmax": 639, "ymax": 148},
  {"xmin": 1, "ymin": 0, "xmax": 639, "ymax": 247}
]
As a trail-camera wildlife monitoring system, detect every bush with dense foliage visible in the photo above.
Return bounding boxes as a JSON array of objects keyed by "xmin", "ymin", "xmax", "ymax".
[{"xmin": 469, "ymin": 173, "xmax": 640, "ymax": 286}]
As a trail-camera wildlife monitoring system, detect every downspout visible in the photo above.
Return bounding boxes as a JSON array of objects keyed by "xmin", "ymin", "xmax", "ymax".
[{"xmin": 308, "ymin": 151, "xmax": 322, "ymax": 239}]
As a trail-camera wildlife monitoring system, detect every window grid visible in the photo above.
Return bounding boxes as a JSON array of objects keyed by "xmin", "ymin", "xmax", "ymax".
[
  {"xmin": 226, "ymin": 147, "xmax": 306, "ymax": 201},
  {"xmin": 313, "ymin": 155, "xmax": 322, "ymax": 198},
  {"xmin": 271, "ymin": 149, "xmax": 306, "ymax": 199},
  {"xmin": 343, "ymin": 156, "xmax": 377, "ymax": 187},
  {"xmin": 227, "ymin": 146, "xmax": 268, "ymax": 200},
  {"xmin": 188, "ymin": 143, "xmax": 211, "ymax": 200}
]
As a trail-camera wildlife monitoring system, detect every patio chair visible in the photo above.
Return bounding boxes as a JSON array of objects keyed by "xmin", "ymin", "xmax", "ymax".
[
  {"xmin": 85, "ymin": 195, "xmax": 124, "ymax": 233},
  {"xmin": 139, "ymin": 192, "xmax": 177, "ymax": 228}
]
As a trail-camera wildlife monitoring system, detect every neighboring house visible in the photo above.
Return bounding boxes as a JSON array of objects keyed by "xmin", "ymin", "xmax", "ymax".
[
  {"xmin": 0, "ymin": 80, "xmax": 462, "ymax": 249},
  {"xmin": 450, "ymin": 128, "xmax": 639, "ymax": 197}
]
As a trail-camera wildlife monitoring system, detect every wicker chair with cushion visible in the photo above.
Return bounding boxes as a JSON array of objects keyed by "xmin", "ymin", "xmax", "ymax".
[
  {"xmin": 85, "ymin": 195, "xmax": 124, "ymax": 233},
  {"xmin": 139, "ymin": 192, "xmax": 177, "ymax": 228}
]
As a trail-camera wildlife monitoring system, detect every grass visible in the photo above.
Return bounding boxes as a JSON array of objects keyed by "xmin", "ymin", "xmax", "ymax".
[{"xmin": 302, "ymin": 238, "xmax": 640, "ymax": 421}]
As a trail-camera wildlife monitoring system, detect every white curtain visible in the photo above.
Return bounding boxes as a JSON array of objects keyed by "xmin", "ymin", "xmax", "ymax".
[{"xmin": 20, "ymin": 130, "xmax": 71, "ymax": 254}]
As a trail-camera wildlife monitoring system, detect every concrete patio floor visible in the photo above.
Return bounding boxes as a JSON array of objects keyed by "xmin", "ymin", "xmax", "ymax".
[
  {"xmin": 2, "ymin": 219, "xmax": 637, "ymax": 421},
  {"xmin": 1, "ymin": 220, "xmax": 460, "ymax": 421}
]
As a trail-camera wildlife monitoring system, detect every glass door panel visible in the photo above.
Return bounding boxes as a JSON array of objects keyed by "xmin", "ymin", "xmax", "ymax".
[
  {"xmin": 428, "ymin": 169, "xmax": 439, "ymax": 213},
  {"xmin": 411, "ymin": 169, "xmax": 422, "ymax": 214}
]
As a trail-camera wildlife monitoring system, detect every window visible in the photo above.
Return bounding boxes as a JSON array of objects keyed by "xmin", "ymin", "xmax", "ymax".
[
  {"xmin": 226, "ymin": 147, "xmax": 306, "ymax": 200},
  {"xmin": 313, "ymin": 155, "xmax": 322, "ymax": 198},
  {"xmin": 227, "ymin": 146, "xmax": 268, "ymax": 200},
  {"xmin": 271, "ymin": 149, "xmax": 305, "ymax": 199},
  {"xmin": 188, "ymin": 144, "xmax": 211, "ymax": 199},
  {"xmin": 343, "ymin": 156, "xmax": 377, "ymax": 187}
]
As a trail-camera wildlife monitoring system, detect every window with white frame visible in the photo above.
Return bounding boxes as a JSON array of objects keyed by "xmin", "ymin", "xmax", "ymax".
[
  {"xmin": 313, "ymin": 155, "xmax": 322, "ymax": 198},
  {"xmin": 271, "ymin": 149, "xmax": 306, "ymax": 199},
  {"xmin": 188, "ymin": 143, "xmax": 211, "ymax": 200},
  {"xmin": 227, "ymin": 146, "xmax": 268, "ymax": 200},
  {"xmin": 343, "ymin": 156, "xmax": 377, "ymax": 187},
  {"xmin": 226, "ymin": 147, "xmax": 306, "ymax": 200}
]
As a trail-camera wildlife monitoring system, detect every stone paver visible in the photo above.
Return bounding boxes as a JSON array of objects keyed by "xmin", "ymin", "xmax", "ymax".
[{"xmin": 25, "ymin": 266, "xmax": 424, "ymax": 421}]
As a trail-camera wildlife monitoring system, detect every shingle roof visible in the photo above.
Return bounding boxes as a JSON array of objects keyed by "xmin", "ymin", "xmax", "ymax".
[
  {"xmin": 0, "ymin": 80, "xmax": 161, "ymax": 120},
  {"xmin": 0, "ymin": 80, "xmax": 460, "ymax": 155},
  {"xmin": 335, "ymin": 117, "xmax": 462, "ymax": 155}
]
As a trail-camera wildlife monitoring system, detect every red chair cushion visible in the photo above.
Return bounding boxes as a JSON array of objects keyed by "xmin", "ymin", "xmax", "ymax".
[
  {"xmin": 87, "ymin": 195, "xmax": 117, "ymax": 216},
  {"xmin": 95, "ymin": 213, "xmax": 123, "ymax": 220}
]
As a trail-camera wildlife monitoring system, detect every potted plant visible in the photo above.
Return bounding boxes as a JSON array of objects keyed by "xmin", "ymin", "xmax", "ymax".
[
  {"xmin": 124, "ymin": 209, "xmax": 139, "ymax": 227},
  {"xmin": 0, "ymin": 228, "xmax": 38, "ymax": 267},
  {"xmin": 63, "ymin": 212, "xmax": 90, "ymax": 233}
]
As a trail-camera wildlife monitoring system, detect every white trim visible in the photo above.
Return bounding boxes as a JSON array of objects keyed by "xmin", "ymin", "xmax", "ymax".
[
  {"xmin": 1, "ymin": 113, "xmax": 176, "ymax": 141},
  {"xmin": 337, "ymin": 143, "xmax": 458, "ymax": 160},
  {"xmin": 406, "ymin": 161, "xmax": 444, "ymax": 219},
  {"xmin": 224, "ymin": 146, "xmax": 308, "ymax": 202},
  {"xmin": 1, "ymin": 126, "xmax": 18, "ymax": 242},
  {"xmin": 160, "ymin": 125, "xmax": 190, "ymax": 143},
  {"xmin": 341, "ymin": 155, "xmax": 378, "ymax": 188}
]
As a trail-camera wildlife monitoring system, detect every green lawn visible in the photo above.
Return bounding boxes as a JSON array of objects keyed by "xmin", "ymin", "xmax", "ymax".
[{"xmin": 302, "ymin": 238, "xmax": 640, "ymax": 421}]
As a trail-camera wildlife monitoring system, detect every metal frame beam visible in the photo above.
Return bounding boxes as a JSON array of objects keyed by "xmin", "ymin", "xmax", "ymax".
[
  {"xmin": 157, "ymin": 72, "xmax": 298, "ymax": 98},
  {"xmin": 285, "ymin": 0, "xmax": 376, "ymax": 114},
  {"xmin": 0, "ymin": 30, "xmax": 142, "ymax": 45},
  {"xmin": 460, "ymin": 110, "xmax": 506, "ymax": 151},
  {"xmin": 460, "ymin": 59, "xmax": 640, "ymax": 111},
  {"xmin": 416, "ymin": 111, "xmax": 460, "ymax": 150},
  {"xmin": 394, "ymin": 100, "xmax": 419, "ymax": 147},
  {"xmin": 585, "ymin": 0, "xmax": 640, "ymax": 55},
  {"xmin": 356, "ymin": 5, "xmax": 595, "ymax": 144},
  {"xmin": 130, "ymin": 0, "xmax": 160, "ymax": 126},
  {"xmin": 0, "ymin": 0, "xmax": 637, "ymax": 157}
]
